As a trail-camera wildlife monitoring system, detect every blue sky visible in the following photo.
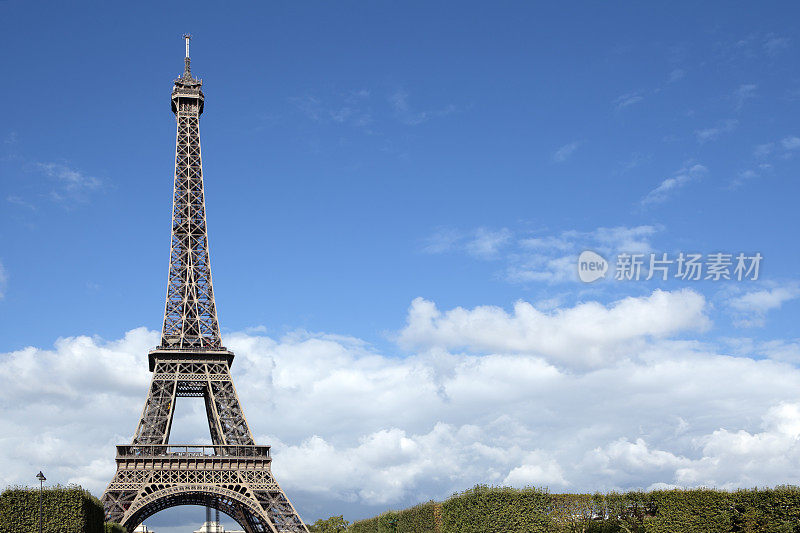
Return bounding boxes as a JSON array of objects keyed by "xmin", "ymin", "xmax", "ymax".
[{"xmin": 2, "ymin": 1, "xmax": 800, "ymax": 530}]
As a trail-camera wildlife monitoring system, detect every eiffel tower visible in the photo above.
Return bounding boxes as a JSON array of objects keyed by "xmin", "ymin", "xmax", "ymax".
[{"xmin": 101, "ymin": 36, "xmax": 308, "ymax": 533}]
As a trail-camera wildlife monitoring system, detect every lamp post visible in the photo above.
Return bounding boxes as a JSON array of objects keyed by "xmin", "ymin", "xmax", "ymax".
[{"xmin": 36, "ymin": 471, "xmax": 46, "ymax": 533}]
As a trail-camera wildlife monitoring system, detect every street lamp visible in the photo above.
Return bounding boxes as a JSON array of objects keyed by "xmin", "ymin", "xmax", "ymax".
[{"xmin": 36, "ymin": 471, "xmax": 46, "ymax": 533}]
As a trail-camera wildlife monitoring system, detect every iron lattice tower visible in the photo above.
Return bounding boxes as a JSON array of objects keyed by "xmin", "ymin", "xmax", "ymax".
[{"xmin": 101, "ymin": 36, "xmax": 308, "ymax": 533}]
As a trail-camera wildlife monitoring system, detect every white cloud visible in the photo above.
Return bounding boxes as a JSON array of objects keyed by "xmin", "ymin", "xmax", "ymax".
[
  {"xmin": 641, "ymin": 163, "xmax": 707, "ymax": 206},
  {"xmin": 502, "ymin": 451, "xmax": 568, "ymax": 488},
  {"xmin": 289, "ymin": 95, "xmax": 323, "ymax": 121},
  {"xmin": 763, "ymin": 34, "xmax": 790, "ymax": 55},
  {"xmin": 30, "ymin": 162, "xmax": 103, "ymax": 205},
  {"xmin": 4, "ymin": 292, "xmax": 800, "ymax": 523},
  {"xmin": 733, "ymin": 84, "xmax": 757, "ymax": 110},
  {"xmin": 781, "ymin": 136, "xmax": 800, "ymax": 151},
  {"xmin": 695, "ymin": 120, "xmax": 737, "ymax": 143},
  {"xmin": 289, "ymin": 92, "xmax": 373, "ymax": 130},
  {"xmin": 7, "ymin": 195, "xmax": 36, "ymax": 211},
  {"xmin": 668, "ymin": 69, "xmax": 685, "ymax": 83},
  {"xmin": 0, "ymin": 328, "xmax": 154, "ymax": 489},
  {"xmin": 518, "ymin": 236, "xmax": 573, "ymax": 252},
  {"xmin": 728, "ymin": 285, "xmax": 800, "ymax": 327},
  {"xmin": 729, "ymin": 286, "xmax": 800, "ymax": 314},
  {"xmin": 36, "ymin": 162, "xmax": 101, "ymax": 195},
  {"xmin": 586, "ymin": 438, "xmax": 686, "ymax": 481},
  {"xmin": 421, "ymin": 227, "xmax": 462, "ymax": 254},
  {"xmin": 421, "ymin": 227, "xmax": 511, "ymax": 259},
  {"xmin": 388, "ymin": 90, "xmax": 455, "ymax": 126},
  {"xmin": 614, "ymin": 93, "xmax": 643, "ymax": 110},
  {"xmin": 729, "ymin": 168, "xmax": 765, "ymax": 189},
  {"xmin": 618, "ymin": 153, "xmax": 651, "ymax": 173},
  {"xmin": 465, "ymin": 228, "xmax": 512, "ymax": 259},
  {"xmin": 423, "ymin": 224, "xmax": 659, "ymax": 283},
  {"xmin": 585, "ymin": 401, "xmax": 800, "ymax": 490},
  {"xmin": 754, "ymin": 340, "xmax": 800, "ymax": 364},
  {"xmin": 754, "ymin": 143, "xmax": 774, "ymax": 158},
  {"xmin": 748, "ymin": 137, "xmax": 800, "ymax": 169},
  {"xmin": 397, "ymin": 290, "xmax": 709, "ymax": 369},
  {"xmin": 552, "ymin": 141, "xmax": 581, "ymax": 163},
  {"xmin": 674, "ymin": 402, "xmax": 800, "ymax": 488},
  {"xmin": 591, "ymin": 225, "xmax": 657, "ymax": 253}
]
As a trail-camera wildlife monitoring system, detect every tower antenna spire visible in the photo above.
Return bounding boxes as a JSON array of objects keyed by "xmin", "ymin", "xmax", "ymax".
[{"xmin": 182, "ymin": 33, "xmax": 192, "ymax": 76}]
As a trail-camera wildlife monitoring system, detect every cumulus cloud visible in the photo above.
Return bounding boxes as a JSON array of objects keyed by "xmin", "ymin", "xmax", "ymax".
[
  {"xmin": 586, "ymin": 438, "xmax": 686, "ymax": 485},
  {"xmin": 3, "ymin": 292, "xmax": 800, "ymax": 523},
  {"xmin": 503, "ymin": 451, "xmax": 568, "ymax": 488},
  {"xmin": 397, "ymin": 290, "xmax": 709, "ymax": 369},
  {"xmin": 675, "ymin": 402, "xmax": 800, "ymax": 488},
  {"xmin": 0, "ymin": 328, "xmax": 154, "ymax": 488},
  {"xmin": 585, "ymin": 402, "xmax": 800, "ymax": 490}
]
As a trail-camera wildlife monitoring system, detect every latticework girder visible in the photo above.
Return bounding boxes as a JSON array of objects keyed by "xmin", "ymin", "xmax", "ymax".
[
  {"xmin": 161, "ymin": 52, "xmax": 220, "ymax": 351},
  {"xmin": 102, "ymin": 443, "xmax": 307, "ymax": 533},
  {"xmin": 101, "ymin": 39, "xmax": 307, "ymax": 533}
]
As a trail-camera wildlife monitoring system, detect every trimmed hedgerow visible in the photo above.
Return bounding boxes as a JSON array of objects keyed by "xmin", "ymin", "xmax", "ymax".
[
  {"xmin": 347, "ymin": 510, "xmax": 401, "ymax": 533},
  {"xmin": 548, "ymin": 492, "xmax": 602, "ymax": 532},
  {"xmin": 347, "ymin": 485, "xmax": 800, "ymax": 533},
  {"xmin": 440, "ymin": 485, "xmax": 553, "ymax": 533},
  {"xmin": 643, "ymin": 489, "xmax": 733, "ymax": 533},
  {"xmin": 104, "ymin": 523, "xmax": 127, "ymax": 533},
  {"xmin": 0, "ymin": 484, "xmax": 105, "ymax": 533},
  {"xmin": 396, "ymin": 501, "xmax": 440, "ymax": 533},
  {"xmin": 377, "ymin": 511, "xmax": 398, "ymax": 533},
  {"xmin": 729, "ymin": 486, "xmax": 800, "ymax": 531},
  {"xmin": 349, "ymin": 514, "xmax": 381, "ymax": 533}
]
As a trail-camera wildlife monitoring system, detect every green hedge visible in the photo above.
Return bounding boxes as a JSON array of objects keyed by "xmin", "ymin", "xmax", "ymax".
[
  {"xmin": 347, "ymin": 486, "xmax": 800, "ymax": 533},
  {"xmin": 730, "ymin": 486, "xmax": 800, "ymax": 531},
  {"xmin": 104, "ymin": 523, "xmax": 126, "ymax": 533},
  {"xmin": 396, "ymin": 501, "xmax": 440, "ymax": 533},
  {"xmin": 0, "ymin": 485, "xmax": 105, "ymax": 533},
  {"xmin": 440, "ymin": 485, "xmax": 552, "ymax": 533},
  {"xmin": 308, "ymin": 515, "xmax": 350, "ymax": 532},
  {"xmin": 643, "ymin": 489, "xmax": 733, "ymax": 533},
  {"xmin": 377, "ymin": 511, "xmax": 399, "ymax": 532},
  {"xmin": 349, "ymin": 514, "xmax": 382, "ymax": 533}
]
